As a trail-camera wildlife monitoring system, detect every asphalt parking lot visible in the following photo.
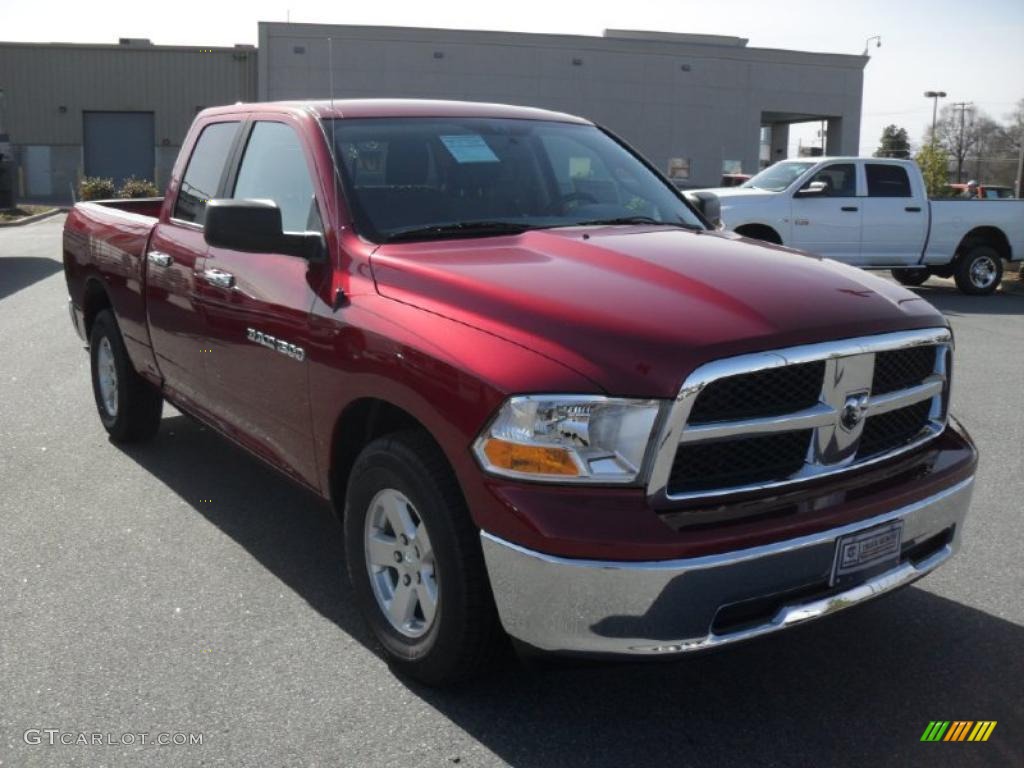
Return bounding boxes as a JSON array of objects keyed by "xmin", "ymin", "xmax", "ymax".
[{"xmin": 1, "ymin": 215, "xmax": 1021, "ymax": 768}]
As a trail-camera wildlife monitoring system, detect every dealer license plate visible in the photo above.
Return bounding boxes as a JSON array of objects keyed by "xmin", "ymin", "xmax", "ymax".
[{"xmin": 831, "ymin": 521, "xmax": 903, "ymax": 587}]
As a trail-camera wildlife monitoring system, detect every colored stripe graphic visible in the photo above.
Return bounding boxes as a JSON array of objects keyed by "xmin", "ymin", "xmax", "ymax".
[
  {"xmin": 945, "ymin": 721, "xmax": 972, "ymax": 741},
  {"xmin": 921, "ymin": 721, "xmax": 996, "ymax": 742},
  {"xmin": 922, "ymin": 721, "xmax": 950, "ymax": 741}
]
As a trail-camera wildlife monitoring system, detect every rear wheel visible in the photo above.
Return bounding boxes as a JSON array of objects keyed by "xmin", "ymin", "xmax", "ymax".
[
  {"xmin": 344, "ymin": 430, "xmax": 502, "ymax": 685},
  {"xmin": 890, "ymin": 267, "xmax": 930, "ymax": 287},
  {"xmin": 89, "ymin": 310, "xmax": 163, "ymax": 442},
  {"xmin": 954, "ymin": 244, "xmax": 1003, "ymax": 295}
]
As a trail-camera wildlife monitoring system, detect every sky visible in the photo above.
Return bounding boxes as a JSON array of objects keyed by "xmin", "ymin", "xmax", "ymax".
[{"xmin": 2, "ymin": 0, "xmax": 1022, "ymax": 156}]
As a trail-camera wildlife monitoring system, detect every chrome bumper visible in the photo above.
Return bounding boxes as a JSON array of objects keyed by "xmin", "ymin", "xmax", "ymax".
[
  {"xmin": 481, "ymin": 477, "xmax": 974, "ymax": 655},
  {"xmin": 68, "ymin": 297, "xmax": 86, "ymax": 341}
]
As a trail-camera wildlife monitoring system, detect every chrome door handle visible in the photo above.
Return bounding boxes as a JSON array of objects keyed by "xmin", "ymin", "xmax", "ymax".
[
  {"xmin": 147, "ymin": 250, "xmax": 173, "ymax": 267},
  {"xmin": 202, "ymin": 268, "xmax": 235, "ymax": 289}
]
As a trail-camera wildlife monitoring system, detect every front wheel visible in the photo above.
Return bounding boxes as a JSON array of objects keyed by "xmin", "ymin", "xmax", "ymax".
[
  {"xmin": 89, "ymin": 310, "xmax": 163, "ymax": 442},
  {"xmin": 344, "ymin": 430, "xmax": 502, "ymax": 685},
  {"xmin": 954, "ymin": 244, "xmax": 1003, "ymax": 295},
  {"xmin": 891, "ymin": 267, "xmax": 930, "ymax": 287}
]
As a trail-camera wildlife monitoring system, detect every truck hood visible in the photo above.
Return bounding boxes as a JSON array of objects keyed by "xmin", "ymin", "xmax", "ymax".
[
  {"xmin": 690, "ymin": 187, "xmax": 776, "ymax": 201},
  {"xmin": 370, "ymin": 227, "xmax": 945, "ymax": 397}
]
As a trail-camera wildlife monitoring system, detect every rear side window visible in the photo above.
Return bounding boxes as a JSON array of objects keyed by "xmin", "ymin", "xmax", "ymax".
[
  {"xmin": 866, "ymin": 164, "xmax": 912, "ymax": 198},
  {"xmin": 232, "ymin": 121, "xmax": 321, "ymax": 233},
  {"xmin": 173, "ymin": 121, "xmax": 240, "ymax": 225}
]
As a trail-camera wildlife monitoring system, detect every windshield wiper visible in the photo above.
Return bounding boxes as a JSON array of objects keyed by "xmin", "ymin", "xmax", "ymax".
[
  {"xmin": 384, "ymin": 221, "xmax": 534, "ymax": 243},
  {"xmin": 567, "ymin": 216, "xmax": 702, "ymax": 230}
]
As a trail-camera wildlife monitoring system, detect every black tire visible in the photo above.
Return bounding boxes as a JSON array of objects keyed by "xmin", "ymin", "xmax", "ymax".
[
  {"xmin": 954, "ymin": 243, "xmax": 1003, "ymax": 295},
  {"xmin": 344, "ymin": 430, "xmax": 502, "ymax": 685},
  {"xmin": 89, "ymin": 310, "xmax": 163, "ymax": 442},
  {"xmin": 891, "ymin": 267, "xmax": 930, "ymax": 287}
]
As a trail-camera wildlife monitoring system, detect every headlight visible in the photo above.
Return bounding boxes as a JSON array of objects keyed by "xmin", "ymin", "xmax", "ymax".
[{"xmin": 473, "ymin": 396, "xmax": 664, "ymax": 483}]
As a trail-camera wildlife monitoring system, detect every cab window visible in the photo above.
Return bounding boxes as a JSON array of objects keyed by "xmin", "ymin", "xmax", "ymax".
[
  {"xmin": 866, "ymin": 164, "xmax": 912, "ymax": 198},
  {"xmin": 232, "ymin": 121, "xmax": 322, "ymax": 233},
  {"xmin": 173, "ymin": 121, "xmax": 240, "ymax": 225},
  {"xmin": 800, "ymin": 163, "xmax": 857, "ymax": 197}
]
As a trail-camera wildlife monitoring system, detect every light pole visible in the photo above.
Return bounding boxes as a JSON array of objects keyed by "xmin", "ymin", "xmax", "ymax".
[
  {"xmin": 924, "ymin": 90, "xmax": 946, "ymax": 141},
  {"xmin": 862, "ymin": 36, "xmax": 881, "ymax": 56}
]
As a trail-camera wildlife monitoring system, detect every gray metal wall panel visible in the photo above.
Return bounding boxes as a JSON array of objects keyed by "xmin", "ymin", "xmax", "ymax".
[{"xmin": 258, "ymin": 22, "xmax": 865, "ymax": 187}]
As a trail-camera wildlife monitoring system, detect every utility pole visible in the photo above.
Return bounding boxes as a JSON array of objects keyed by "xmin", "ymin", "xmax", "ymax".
[{"xmin": 951, "ymin": 101, "xmax": 973, "ymax": 182}]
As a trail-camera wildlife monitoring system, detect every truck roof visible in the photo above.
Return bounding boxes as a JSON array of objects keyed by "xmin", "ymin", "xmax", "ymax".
[
  {"xmin": 784, "ymin": 156, "xmax": 914, "ymax": 165},
  {"xmin": 198, "ymin": 98, "xmax": 590, "ymax": 124}
]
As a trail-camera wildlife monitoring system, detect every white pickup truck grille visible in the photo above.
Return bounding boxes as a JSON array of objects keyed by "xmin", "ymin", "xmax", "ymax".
[{"xmin": 646, "ymin": 328, "xmax": 952, "ymax": 503}]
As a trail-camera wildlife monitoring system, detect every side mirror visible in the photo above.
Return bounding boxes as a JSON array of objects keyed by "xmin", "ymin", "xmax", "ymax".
[
  {"xmin": 204, "ymin": 199, "xmax": 325, "ymax": 261},
  {"xmin": 684, "ymin": 191, "xmax": 723, "ymax": 229},
  {"xmin": 795, "ymin": 180, "xmax": 828, "ymax": 198}
]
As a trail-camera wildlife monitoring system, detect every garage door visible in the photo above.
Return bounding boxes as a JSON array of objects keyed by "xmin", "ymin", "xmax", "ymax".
[{"xmin": 83, "ymin": 111, "xmax": 155, "ymax": 186}]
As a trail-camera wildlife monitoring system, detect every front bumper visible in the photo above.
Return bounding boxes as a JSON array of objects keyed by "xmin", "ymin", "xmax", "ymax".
[{"xmin": 481, "ymin": 476, "xmax": 974, "ymax": 655}]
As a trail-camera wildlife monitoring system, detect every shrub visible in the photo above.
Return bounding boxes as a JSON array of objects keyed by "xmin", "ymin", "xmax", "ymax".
[
  {"xmin": 79, "ymin": 176, "xmax": 116, "ymax": 201},
  {"xmin": 118, "ymin": 176, "xmax": 160, "ymax": 198}
]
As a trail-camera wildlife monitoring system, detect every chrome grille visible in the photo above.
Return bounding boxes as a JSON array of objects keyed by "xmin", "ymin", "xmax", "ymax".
[{"xmin": 648, "ymin": 328, "xmax": 952, "ymax": 503}]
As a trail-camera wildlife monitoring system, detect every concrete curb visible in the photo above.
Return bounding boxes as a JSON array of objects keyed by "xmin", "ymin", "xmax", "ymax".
[{"xmin": 0, "ymin": 208, "xmax": 67, "ymax": 228}]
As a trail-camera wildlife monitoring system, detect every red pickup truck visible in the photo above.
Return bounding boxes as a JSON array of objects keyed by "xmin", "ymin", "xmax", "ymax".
[{"xmin": 64, "ymin": 100, "xmax": 977, "ymax": 685}]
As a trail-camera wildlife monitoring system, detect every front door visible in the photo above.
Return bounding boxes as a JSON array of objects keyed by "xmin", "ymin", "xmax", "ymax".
[
  {"xmin": 146, "ymin": 119, "xmax": 241, "ymax": 408},
  {"xmin": 195, "ymin": 119, "xmax": 327, "ymax": 487},
  {"xmin": 788, "ymin": 162, "xmax": 862, "ymax": 262}
]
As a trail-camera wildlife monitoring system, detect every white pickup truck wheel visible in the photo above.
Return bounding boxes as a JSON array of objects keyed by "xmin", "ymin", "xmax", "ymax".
[
  {"xmin": 344, "ymin": 430, "xmax": 502, "ymax": 685},
  {"xmin": 89, "ymin": 310, "xmax": 163, "ymax": 442},
  {"xmin": 954, "ymin": 244, "xmax": 1003, "ymax": 295}
]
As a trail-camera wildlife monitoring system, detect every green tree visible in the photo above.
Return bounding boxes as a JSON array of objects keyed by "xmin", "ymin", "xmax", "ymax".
[
  {"xmin": 915, "ymin": 142, "xmax": 951, "ymax": 198},
  {"xmin": 874, "ymin": 124, "xmax": 911, "ymax": 158}
]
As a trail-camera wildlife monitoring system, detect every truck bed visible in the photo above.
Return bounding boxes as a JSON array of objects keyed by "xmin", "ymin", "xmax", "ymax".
[{"xmin": 63, "ymin": 198, "xmax": 163, "ymax": 376}]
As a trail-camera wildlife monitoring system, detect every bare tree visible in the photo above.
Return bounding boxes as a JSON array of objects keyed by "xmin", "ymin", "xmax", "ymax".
[{"xmin": 934, "ymin": 104, "xmax": 982, "ymax": 182}]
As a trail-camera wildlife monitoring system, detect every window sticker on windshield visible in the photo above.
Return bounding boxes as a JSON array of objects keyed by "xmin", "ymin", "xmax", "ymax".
[
  {"xmin": 439, "ymin": 134, "xmax": 499, "ymax": 163},
  {"xmin": 569, "ymin": 157, "xmax": 591, "ymax": 178}
]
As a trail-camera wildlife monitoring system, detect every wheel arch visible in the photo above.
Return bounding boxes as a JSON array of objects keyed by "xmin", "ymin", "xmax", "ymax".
[
  {"xmin": 327, "ymin": 397, "xmax": 454, "ymax": 519},
  {"xmin": 733, "ymin": 222, "xmax": 783, "ymax": 245},
  {"xmin": 957, "ymin": 226, "xmax": 1011, "ymax": 262},
  {"xmin": 82, "ymin": 275, "xmax": 113, "ymax": 340}
]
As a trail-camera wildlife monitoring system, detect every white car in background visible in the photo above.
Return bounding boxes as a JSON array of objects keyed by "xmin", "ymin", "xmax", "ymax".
[{"xmin": 688, "ymin": 157, "xmax": 1024, "ymax": 295}]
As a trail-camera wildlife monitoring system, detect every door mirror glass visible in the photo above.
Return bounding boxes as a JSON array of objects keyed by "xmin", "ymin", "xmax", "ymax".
[{"xmin": 204, "ymin": 199, "xmax": 324, "ymax": 260}]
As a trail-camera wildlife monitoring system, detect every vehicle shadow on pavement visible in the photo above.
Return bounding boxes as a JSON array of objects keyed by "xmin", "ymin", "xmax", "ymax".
[
  {"xmin": 116, "ymin": 414, "xmax": 1022, "ymax": 768},
  {"xmin": 0, "ymin": 256, "xmax": 64, "ymax": 301},
  {"xmin": 113, "ymin": 413, "xmax": 376, "ymax": 650},
  {"xmin": 911, "ymin": 282, "xmax": 1024, "ymax": 316}
]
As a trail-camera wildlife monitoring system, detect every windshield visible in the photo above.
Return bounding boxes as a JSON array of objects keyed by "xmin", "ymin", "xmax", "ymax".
[
  {"xmin": 742, "ymin": 161, "xmax": 817, "ymax": 192},
  {"xmin": 322, "ymin": 117, "xmax": 705, "ymax": 242}
]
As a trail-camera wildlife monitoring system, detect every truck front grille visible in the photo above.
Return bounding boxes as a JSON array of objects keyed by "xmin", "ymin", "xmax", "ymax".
[
  {"xmin": 669, "ymin": 430, "xmax": 812, "ymax": 493},
  {"xmin": 650, "ymin": 329, "xmax": 951, "ymax": 503},
  {"xmin": 857, "ymin": 400, "xmax": 933, "ymax": 459},
  {"xmin": 687, "ymin": 361, "xmax": 824, "ymax": 424}
]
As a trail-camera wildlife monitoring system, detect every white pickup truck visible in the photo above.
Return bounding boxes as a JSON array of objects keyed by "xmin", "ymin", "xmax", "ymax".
[{"xmin": 690, "ymin": 157, "xmax": 1024, "ymax": 295}]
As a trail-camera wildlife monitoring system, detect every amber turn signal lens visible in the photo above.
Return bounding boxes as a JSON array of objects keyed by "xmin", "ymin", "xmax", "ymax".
[{"xmin": 481, "ymin": 438, "xmax": 580, "ymax": 477}]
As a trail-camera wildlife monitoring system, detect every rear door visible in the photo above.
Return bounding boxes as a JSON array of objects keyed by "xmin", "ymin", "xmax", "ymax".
[
  {"xmin": 859, "ymin": 162, "xmax": 928, "ymax": 266},
  {"xmin": 194, "ymin": 118, "xmax": 328, "ymax": 487},
  {"xmin": 788, "ymin": 162, "xmax": 862, "ymax": 261},
  {"xmin": 146, "ymin": 119, "xmax": 241, "ymax": 407}
]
